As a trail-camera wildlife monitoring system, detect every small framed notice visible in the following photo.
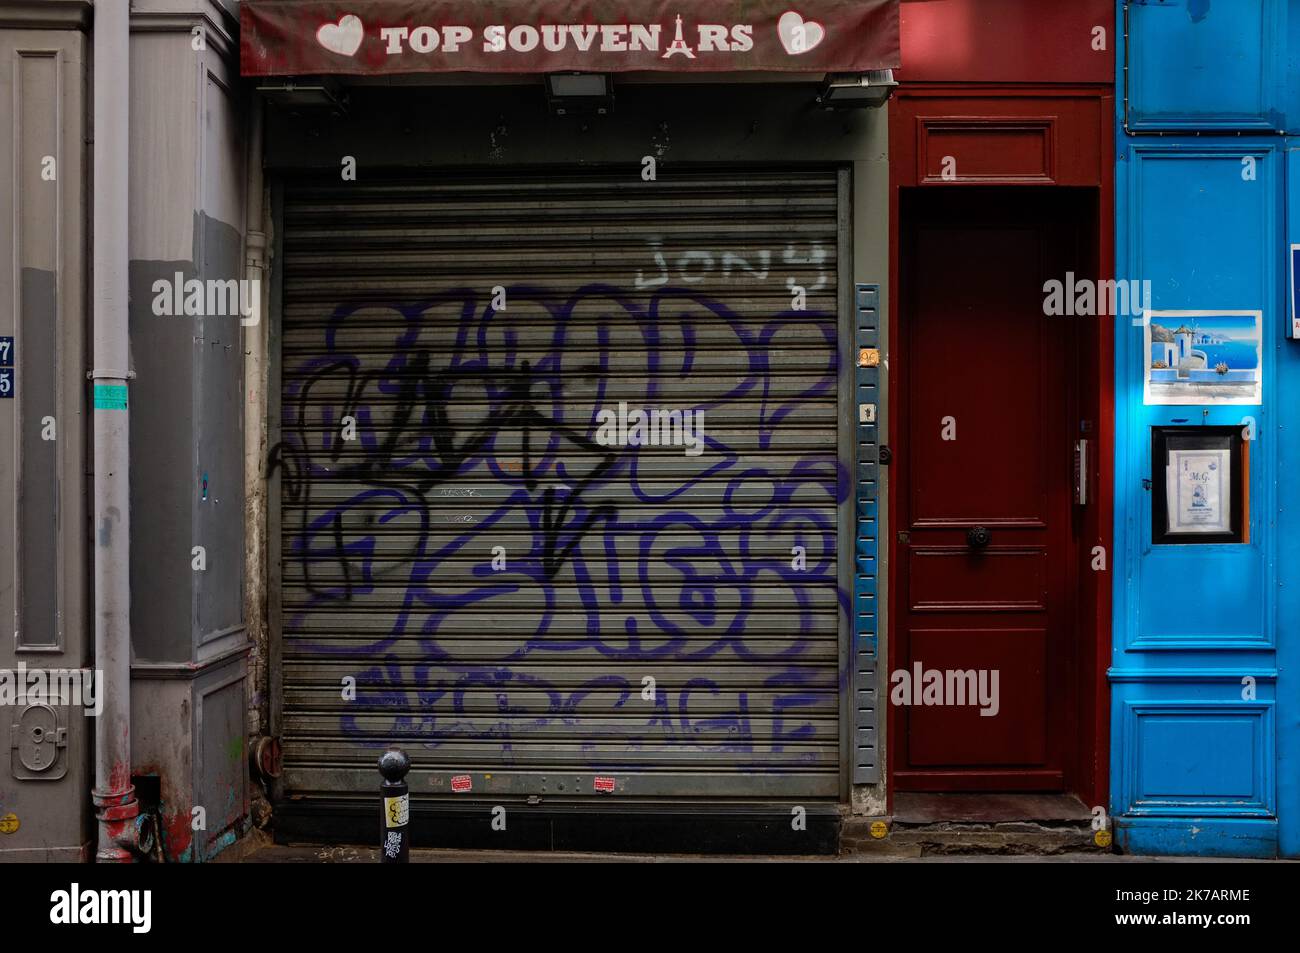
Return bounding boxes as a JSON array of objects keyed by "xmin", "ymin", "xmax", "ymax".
[
  {"xmin": 1166, "ymin": 447, "xmax": 1230, "ymax": 533},
  {"xmin": 1151, "ymin": 428, "xmax": 1245, "ymax": 545},
  {"xmin": 1291, "ymin": 245, "xmax": 1300, "ymax": 339}
]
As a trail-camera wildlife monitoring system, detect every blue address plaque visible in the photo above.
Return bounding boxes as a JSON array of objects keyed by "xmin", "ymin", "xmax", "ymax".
[{"xmin": 0, "ymin": 337, "xmax": 13, "ymax": 398}]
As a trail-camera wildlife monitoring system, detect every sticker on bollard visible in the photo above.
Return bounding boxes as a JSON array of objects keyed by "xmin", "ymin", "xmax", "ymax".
[
  {"xmin": 378, "ymin": 745, "xmax": 411, "ymax": 863},
  {"xmin": 384, "ymin": 794, "xmax": 409, "ymax": 828}
]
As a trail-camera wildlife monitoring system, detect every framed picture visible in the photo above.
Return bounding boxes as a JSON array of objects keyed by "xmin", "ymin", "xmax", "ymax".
[
  {"xmin": 1143, "ymin": 310, "xmax": 1263, "ymax": 405},
  {"xmin": 1290, "ymin": 244, "xmax": 1300, "ymax": 339},
  {"xmin": 1151, "ymin": 428, "xmax": 1245, "ymax": 545}
]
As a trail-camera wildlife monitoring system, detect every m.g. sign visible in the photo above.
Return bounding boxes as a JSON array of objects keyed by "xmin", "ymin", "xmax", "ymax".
[
  {"xmin": 240, "ymin": 0, "xmax": 900, "ymax": 75},
  {"xmin": 1291, "ymin": 244, "xmax": 1300, "ymax": 339}
]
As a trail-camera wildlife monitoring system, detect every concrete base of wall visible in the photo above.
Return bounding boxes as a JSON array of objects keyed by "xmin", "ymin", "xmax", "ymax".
[
  {"xmin": 1115, "ymin": 817, "xmax": 1278, "ymax": 859},
  {"xmin": 843, "ymin": 795, "xmax": 1109, "ymax": 857},
  {"xmin": 0, "ymin": 843, "xmax": 89, "ymax": 863},
  {"xmin": 272, "ymin": 800, "xmax": 841, "ymax": 856},
  {"xmin": 844, "ymin": 819, "xmax": 1107, "ymax": 857},
  {"xmin": 130, "ymin": 648, "xmax": 250, "ymax": 862}
]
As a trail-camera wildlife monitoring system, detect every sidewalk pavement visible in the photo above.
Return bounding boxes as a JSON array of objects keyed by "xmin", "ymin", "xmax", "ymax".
[{"xmin": 216, "ymin": 832, "xmax": 1267, "ymax": 863}]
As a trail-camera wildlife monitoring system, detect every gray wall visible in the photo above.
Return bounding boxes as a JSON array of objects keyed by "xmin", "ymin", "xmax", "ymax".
[{"xmin": 127, "ymin": 0, "xmax": 250, "ymax": 862}]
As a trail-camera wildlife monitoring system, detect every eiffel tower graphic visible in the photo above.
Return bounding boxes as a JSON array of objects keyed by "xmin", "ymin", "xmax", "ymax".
[{"xmin": 662, "ymin": 14, "xmax": 696, "ymax": 59}]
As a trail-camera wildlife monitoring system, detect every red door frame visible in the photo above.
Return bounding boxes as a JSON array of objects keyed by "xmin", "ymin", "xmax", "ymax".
[{"xmin": 886, "ymin": 84, "xmax": 1114, "ymax": 810}]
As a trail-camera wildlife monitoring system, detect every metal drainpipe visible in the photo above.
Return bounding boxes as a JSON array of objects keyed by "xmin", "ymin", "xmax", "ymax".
[
  {"xmin": 243, "ymin": 93, "xmax": 269, "ymax": 739},
  {"xmin": 90, "ymin": 0, "xmax": 147, "ymax": 861}
]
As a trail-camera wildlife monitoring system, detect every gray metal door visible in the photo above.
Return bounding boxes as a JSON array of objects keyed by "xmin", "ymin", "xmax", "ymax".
[
  {"xmin": 274, "ymin": 168, "xmax": 848, "ymax": 803},
  {"xmin": 0, "ymin": 24, "xmax": 90, "ymax": 859}
]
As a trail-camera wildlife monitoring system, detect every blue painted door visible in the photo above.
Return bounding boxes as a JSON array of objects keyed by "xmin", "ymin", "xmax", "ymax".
[{"xmin": 1115, "ymin": 0, "xmax": 1300, "ymax": 857}]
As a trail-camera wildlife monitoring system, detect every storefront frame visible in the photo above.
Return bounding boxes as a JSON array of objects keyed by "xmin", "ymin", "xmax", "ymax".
[{"xmin": 256, "ymin": 79, "xmax": 892, "ymax": 849}]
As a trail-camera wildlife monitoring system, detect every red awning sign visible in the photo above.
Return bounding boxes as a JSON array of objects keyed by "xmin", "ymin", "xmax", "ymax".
[{"xmin": 240, "ymin": 1, "xmax": 900, "ymax": 76}]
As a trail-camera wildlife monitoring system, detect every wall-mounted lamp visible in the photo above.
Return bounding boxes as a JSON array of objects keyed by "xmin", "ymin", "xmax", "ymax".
[
  {"xmin": 257, "ymin": 79, "xmax": 348, "ymax": 117},
  {"xmin": 545, "ymin": 73, "xmax": 614, "ymax": 117},
  {"xmin": 816, "ymin": 69, "xmax": 898, "ymax": 109}
]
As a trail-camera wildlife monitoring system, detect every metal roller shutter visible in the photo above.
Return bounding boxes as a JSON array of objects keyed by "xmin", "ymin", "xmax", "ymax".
[{"xmin": 274, "ymin": 168, "xmax": 849, "ymax": 805}]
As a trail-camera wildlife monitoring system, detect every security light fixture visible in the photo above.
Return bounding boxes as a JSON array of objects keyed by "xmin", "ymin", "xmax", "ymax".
[
  {"xmin": 257, "ymin": 79, "xmax": 349, "ymax": 117},
  {"xmin": 546, "ymin": 72, "xmax": 614, "ymax": 117},
  {"xmin": 816, "ymin": 69, "xmax": 898, "ymax": 108}
]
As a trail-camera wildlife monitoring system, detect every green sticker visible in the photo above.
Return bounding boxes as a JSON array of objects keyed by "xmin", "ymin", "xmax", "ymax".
[{"xmin": 93, "ymin": 384, "xmax": 128, "ymax": 411}]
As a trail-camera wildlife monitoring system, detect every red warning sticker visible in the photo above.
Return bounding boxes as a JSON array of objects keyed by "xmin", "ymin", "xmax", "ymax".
[
  {"xmin": 451, "ymin": 774, "xmax": 472, "ymax": 793},
  {"xmin": 594, "ymin": 776, "xmax": 616, "ymax": 793}
]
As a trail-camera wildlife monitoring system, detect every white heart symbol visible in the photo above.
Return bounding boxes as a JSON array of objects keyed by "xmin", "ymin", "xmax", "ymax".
[
  {"xmin": 316, "ymin": 14, "xmax": 363, "ymax": 57},
  {"xmin": 777, "ymin": 11, "xmax": 825, "ymax": 56}
]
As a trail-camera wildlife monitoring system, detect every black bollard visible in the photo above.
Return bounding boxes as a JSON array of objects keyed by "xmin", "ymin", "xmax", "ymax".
[{"xmin": 378, "ymin": 745, "xmax": 411, "ymax": 863}]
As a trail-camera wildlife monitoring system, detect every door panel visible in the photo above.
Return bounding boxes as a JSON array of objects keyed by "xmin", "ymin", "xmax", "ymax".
[
  {"xmin": 908, "ymin": 547, "xmax": 1045, "ymax": 612},
  {"xmin": 1125, "ymin": 0, "xmax": 1284, "ymax": 132},
  {"xmin": 906, "ymin": 628, "xmax": 1047, "ymax": 766},
  {"xmin": 895, "ymin": 189, "xmax": 1081, "ymax": 792},
  {"xmin": 909, "ymin": 226, "xmax": 1048, "ymax": 526}
]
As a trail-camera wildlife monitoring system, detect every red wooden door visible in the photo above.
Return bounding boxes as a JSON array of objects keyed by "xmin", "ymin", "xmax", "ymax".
[{"xmin": 894, "ymin": 189, "xmax": 1080, "ymax": 792}]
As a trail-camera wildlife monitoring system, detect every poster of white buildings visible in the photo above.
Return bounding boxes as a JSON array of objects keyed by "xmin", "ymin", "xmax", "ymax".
[{"xmin": 1144, "ymin": 310, "xmax": 1263, "ymax": 405}]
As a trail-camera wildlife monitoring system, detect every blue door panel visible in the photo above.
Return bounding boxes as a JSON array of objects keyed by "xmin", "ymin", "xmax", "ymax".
[
  {"xmin": 1131, "ymin": 149, "xmax": 1277, "ymax": 308},
  {"xmin": 1113, "ymin": 680, "xmax": 1277, "ymax": 814},
  {"xmin": 1122, "ymin": 145, "xmax": 1278, "ymax": 653},
  {"xmin": 1113, "ymin": 130, "xmax": 1288, "ymax": 857},
  {"xmin": 1126, "ymin": 0, "xmax": 1287, "ymax": 132},
  {"xmin": 1135, "ymin": 547, "xmax": 1265, "ymax": 645},
  {"xmin": 1131, "ymin": 710, "xmax": 1270, "ymax": 807},
  {"xmin": 1116, "ymin": 817, "xmax": 1278, "ymax": 857}
]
